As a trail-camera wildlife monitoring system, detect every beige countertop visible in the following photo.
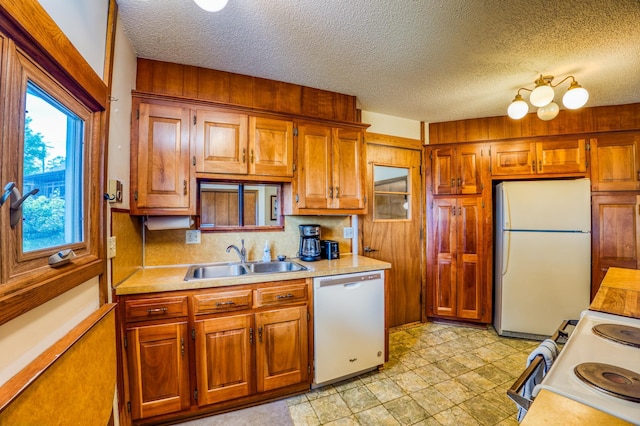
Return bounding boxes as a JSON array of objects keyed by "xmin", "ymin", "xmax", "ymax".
[{"xmin": 114, "ymin": 254, "xmax": 391, "ymax": 295}]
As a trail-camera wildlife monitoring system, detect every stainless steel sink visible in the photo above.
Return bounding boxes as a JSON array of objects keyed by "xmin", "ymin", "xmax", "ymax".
[
  {"xmin": 245, "ymin": 261, "xmax": 307, "ymax": 274},
  {"xmin": 184, "ymin": 261, "xmax": 306, "ymax": 281}
]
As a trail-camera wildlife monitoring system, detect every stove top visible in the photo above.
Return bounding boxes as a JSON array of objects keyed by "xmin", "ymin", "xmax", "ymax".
[
  {"xmin": 592, "ymin": 323, "xmax": 640, "ymax": 348},
  {"xmin": 534, "ymin": 310, "xmax": 640, "ymax": 424}
]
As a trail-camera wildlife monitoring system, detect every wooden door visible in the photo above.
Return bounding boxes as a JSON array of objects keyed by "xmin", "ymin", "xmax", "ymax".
[
  {"xmin": 255, "ymin": 306, "xmax": 308, "ymax": 392},
  {"xmin": 249, "ymin": 116, "xmax": 294, "ymax": 177},
  {"xmin": 536, "ymin": 138, "xmax": 586, "ymax": 174},
  {"xmin": 133, "ymin": 102, "xmax": 192, "ymax": 213},
  {"xmin": 296, "ymin": 123, "xmax": 332, "ymax": 209},
  {"xmin": 591, "ymin": 194, "xmax": 640, "ymax": 299},
  {"xmin": 362, "ymin": 144, "xmax": 423, "ymax": 327},
  {"xmin": 126, "ymin": 321, "xmax": 190, "ymax": 420},
  {"xmin": 456, "ymin": 197, "xmax": 484, "ymax": 320},
  {"xmin": 590, "ymin": 133, "xmax": 640, "ymax": 191},
  {"xmin": 195, "ymin": 108, "xmax": 248, "ymax": 174},
  {"xmin": 431, "ymin": 198, "xmax": 457, "ymax": 318},
  {"xmin": 431, "ymin": 147, "xmax": 456, "ymax": 195},
  {"xmin": 490, "ymin": 141, "xmax": 536, "ymax": 176},
  {"xmin": 333, "ymin": 128, "xmax": 364, "ymax": 209},
  {"xmin": 457, "ymin": 144, "xmax": 483, "ymax": 194},
  {"xmin": 194, "ymin": 314, "xmax": 253, "ymax": 406}
]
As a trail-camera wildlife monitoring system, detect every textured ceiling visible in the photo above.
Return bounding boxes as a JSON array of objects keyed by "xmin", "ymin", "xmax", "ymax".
[{"xmin": 116, "ymin": 0, "xmax": 640, "ymax": 124}]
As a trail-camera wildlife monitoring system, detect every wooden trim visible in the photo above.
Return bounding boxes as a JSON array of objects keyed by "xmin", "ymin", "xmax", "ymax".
[
  {"xmin": 365, "ymin": 132, "xmax": 423, "ymax": 150},
  {"xmin": 0, "ymin": 0, "xmax": 108, "ymax": 110},
  {"xmin": 0, "ymin": 303, "xmax": 116, "ymax": 412}
]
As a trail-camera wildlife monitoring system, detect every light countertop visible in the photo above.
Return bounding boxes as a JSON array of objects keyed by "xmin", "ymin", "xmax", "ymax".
[{"xmin": 114, "ymin": 254, "xmax": 391, "ymax": 295}]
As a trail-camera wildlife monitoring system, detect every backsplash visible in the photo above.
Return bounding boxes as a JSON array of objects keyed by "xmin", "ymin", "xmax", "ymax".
[{"xmin": 143, "ymin": 215, "xmax": 352, "ymax": 267}]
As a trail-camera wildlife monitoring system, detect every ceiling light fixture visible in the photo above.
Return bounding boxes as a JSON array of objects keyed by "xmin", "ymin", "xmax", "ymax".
[
  {"xmin": 193, "ymin": 0, "xmax": 228, "ymax": 12},
  {"xmin": 507, "ymin": 74, "xmax": 589, "ymax": 121}
]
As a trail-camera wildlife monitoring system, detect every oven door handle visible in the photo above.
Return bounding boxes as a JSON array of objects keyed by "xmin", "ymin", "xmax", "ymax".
[{"xmin": 506, "ymin": 319, "xmax": 578, "ymax": 410}]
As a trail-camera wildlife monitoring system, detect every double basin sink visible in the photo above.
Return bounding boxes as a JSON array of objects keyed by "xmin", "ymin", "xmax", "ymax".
[{"xmin": 184, "ymin": 260, "xmax": 307, "ymax": 281}]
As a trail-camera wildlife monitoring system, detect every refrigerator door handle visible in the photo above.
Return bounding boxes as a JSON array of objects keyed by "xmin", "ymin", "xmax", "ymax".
[
  {"xmin": 502, "ymin": 231, "xmax": 510, "ymax": 276},
  {"xmin": 502, "ymin": 184, "xmax": 511, "ymax": 230}
]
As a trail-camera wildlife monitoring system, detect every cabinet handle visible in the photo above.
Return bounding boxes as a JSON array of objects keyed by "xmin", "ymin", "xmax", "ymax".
[
  {"xmin": 329, "ymin": 187, "xmax": 333, "ymax": 198},
  {"xmin": 249, "ymin": 327, "xmax": 253, "ymax": 344},
  {"xmin": 146, "ymin": 307, "xmax": 168, "ymax": 315},
  {"xmin": 183, "ymin": 180, "xmax": 187, "ymax": 195},
  {"xmin": 459, "ymin": 206, "xmax": 462, "ymax": 215},
  {"xmin": 335, "ymin": 186, "xmax": 339, "ymax": 198},
  {"xmin": 457, "ymin": 178, "xmax": 461, "ymax": 187},
  {"xmin": 452, "ymin": 207, "xmax": 456, "ymax": 216},
  {"xmin": 250, "ymin": 149, "xmax": 254, "ymax": 164},
  {"xmin": 451, "ymin": 178, "xmax": 455, "ymax": 187},
  {"xmin": 276, "ymin": 293, "xmax": 294, "ymax": 300},
  {"xmin": 258, "ymin": 326, "xmax": 263, "ymax": 343},
  {"xmin": 215, "ymin": 301, "xmax": 235, "ymax": 307},
  {"xmin": 242, "ymin": 148, "xmax": 246, "ymax": 163},
  {"xmin": 538, "ymin": 160, "xmax": 542, "ymax": 172}
]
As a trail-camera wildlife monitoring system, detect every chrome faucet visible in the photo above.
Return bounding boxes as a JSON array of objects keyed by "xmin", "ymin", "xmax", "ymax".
[{"xmin": 226, "ymin": 239, "xmax": 247, "ymax": 263}]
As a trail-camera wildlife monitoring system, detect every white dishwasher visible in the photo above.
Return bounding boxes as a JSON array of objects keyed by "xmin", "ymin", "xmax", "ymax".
[{"xmin": 313, "ymin": 271, "xmax": 385, "ymax": 386}]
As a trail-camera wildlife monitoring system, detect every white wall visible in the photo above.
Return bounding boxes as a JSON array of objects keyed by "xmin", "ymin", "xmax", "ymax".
[
  {"xmin": 0, "ymin": 1, "xmax": 108, "ymax": 387},
  {"xmin": 361, "ymin": 110, "xmax": 423, "ymax": 141}
]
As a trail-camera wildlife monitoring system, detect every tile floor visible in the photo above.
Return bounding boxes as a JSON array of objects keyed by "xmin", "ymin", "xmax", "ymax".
[{"xmin": 285, "ymin": 321, "xmax": 540, "ymax": 425}]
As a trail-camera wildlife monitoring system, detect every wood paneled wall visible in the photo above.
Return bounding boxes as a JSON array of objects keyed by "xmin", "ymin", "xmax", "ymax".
[
  {"xmin": 136, "ymin": 58, "xmax": 357, "ymax": 122},
  {"xmin": 429, "ymin": 103, "xmax": 640, "ymax": 144}
]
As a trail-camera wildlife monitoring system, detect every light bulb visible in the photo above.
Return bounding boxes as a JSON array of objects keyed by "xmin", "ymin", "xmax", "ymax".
[
  {"xmin": 193, "ymin": 0, "xmax": 228, "ymax": 12},
  {"xmin": 507, "ymin": 94, "xmax": 528, "ymax": 119},
  {"xmin": 537, "ymin": 101, "xmax": 559, "ymax": 121},
  {"xmin": 563, "ymin": 83, "xmax": 589, "ymax": 109},
  {"xmin": 530, "ymin": 84, "xmax": 555, "ymax": 107}
]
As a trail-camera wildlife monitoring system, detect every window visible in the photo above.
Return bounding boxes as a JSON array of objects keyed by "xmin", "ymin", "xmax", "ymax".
[
  {"xmin": 199, "ymin": 182, "xmax": 282, "ymax": 230},
  {"xmin": 373, "ymin": 166, "xmax": 410, "ymax": 220},
  {"xmin": 23, "ymin": 82, "xmax": 84, "ymax": 252}
]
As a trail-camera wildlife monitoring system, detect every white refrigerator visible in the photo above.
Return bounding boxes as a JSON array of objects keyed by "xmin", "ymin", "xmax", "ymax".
[{"xmin": 494, "ymin": 178, "xmax": 591, "ymax": 339}]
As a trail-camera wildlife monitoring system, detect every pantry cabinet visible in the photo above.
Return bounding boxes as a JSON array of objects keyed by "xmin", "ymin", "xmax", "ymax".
[
  {"xmin": 428, "ymin": 196, "xmax": 486, "ymax": 321},
  {"xmin": 130, "ymin": 99, "xmax": 194, "ymax": 215},
  {"xmin": 292, "ymin": 122, "xmax": 366, "ymax": 213},
  {"xmin": 589, "ymin": 132, "xmax": 640, "ymax": 191},
  {"xmin": 490, "ymin": 137, "xmax": 587, "ymax": 177},
  {"xmin": 118, "ymin": 280, "xmax": 311, "ymax": 424},
  {"xmin": 430, "ymin": 144, "xmax": 483, "ymax": 195}
]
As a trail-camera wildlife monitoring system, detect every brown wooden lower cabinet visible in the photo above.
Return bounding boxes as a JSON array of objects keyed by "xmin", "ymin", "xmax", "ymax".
[
  {"xmin": 591, "ymin": 193, "xmax": 640, "ymax": 299},
  {"xmin": 119, "ymin": 279, "xmax": 311, "ymax": 425}
]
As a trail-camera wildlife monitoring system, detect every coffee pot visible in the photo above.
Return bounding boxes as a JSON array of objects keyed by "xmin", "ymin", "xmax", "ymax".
[{"xmin": 299, "ymin": 224, "xmax": 321, "ymax": 261}]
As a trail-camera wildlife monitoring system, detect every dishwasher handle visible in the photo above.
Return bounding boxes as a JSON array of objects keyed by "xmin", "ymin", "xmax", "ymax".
[{"xmin": 317, "ymin": 272, "xmax": 382, "ymax": 287}]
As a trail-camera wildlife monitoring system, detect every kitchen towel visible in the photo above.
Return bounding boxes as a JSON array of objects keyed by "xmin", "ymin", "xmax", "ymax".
[{"xmin": 516, "ymin": 338, "xmax": 559, "ymax": 422}]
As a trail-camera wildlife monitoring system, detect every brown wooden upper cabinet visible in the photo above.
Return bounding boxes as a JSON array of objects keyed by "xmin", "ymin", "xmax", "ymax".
[
  {"xmin": 195, "ymin": 109, "xmax": 294, "ymax": 178},
  {"xmin": 590, "ymin": 132, "xmax": 640, "ymax": 191},
  {"xmin": 292, "ymin": 122, "xmax": 365, "ymax": 213},
  {"xmin": 430, "ymin": 144, "xmax": 483, "ymax": 195},
  {"xmin": 491, "ymin": 138, "xmax": 587, "ymax": 177},
  {"xmin": 130, "ymin": 99, "xmax": 194, "ymax": 215}
]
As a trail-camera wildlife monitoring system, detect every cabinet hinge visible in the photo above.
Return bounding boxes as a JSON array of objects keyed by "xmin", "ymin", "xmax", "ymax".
[
  {"xmin": 308, "ymin": 365, "xmax": 311, "ymax": 374},
  {"xmin": 585, "ymin": 142, "xmax": 591, "ymax": 151},
  {"xmin": 293, "ymin": 127, "xmax": 298, "ymax": 137},
  {"xmin": 429, "ymin": 152, "xmax": 433, "ymax": 160},
  {"xmin": 133, "ymin": 191, "xmax": 138, "ymax": 201},
  {"xmin": 293, "ymin": 163, "xmax": 296, "ymax": 172},
  {"xmin": 193, "ymin": 115, "xmax": 196, "ymax": 125},
  {"xmin": 192, "ymin": 328, "xmax": 196, "ymax": 340},
  {"xmin": 307, "ymin": 312, "xmax": 310, "ymax": 321},
  {"xmin": 194, "ymin": 390, "xmax": 198, "ymax": 401},
  {"xmin": 295, "ymin": 194, "xmax": 299, "ymax": 203},
  {"xmin": 364, "ymin": 195, "xmax": 367, "ymax": 204},
  {"xmin": 488, "ymin": 147, "xmax": 491, "ymax": 156},
  {"xmin": 419, "ymin": 165, "xmax": 423, "ymax": 175},
  {"xmin": 127, "ymin": 401, "xmax": 131, "ymax": 413},
  {"xmin": 482, "ymin": 200, "xmax": 485, "ymax": 208},
  {"xmin": 136, "ymin": 109, "xmax": 139, "ymax": 120},
  {"xmin": 123, "ymin": 336, "xmax": 128, "ymax": 349}
]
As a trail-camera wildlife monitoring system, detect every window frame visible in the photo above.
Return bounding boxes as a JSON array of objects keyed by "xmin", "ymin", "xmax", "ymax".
[{"xmin": 0, "ymin": 3, "xmax": 109, "ymax": 327}]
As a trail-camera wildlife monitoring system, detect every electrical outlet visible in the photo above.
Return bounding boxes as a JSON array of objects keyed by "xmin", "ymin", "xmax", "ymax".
[
  {"xmin": 186, "ymin": 230, "xmax": 201, "ymax": 244},
  {"xmin": 343, "ymin": 227, "xmax": 354, "ymax": 238},
  {"xmin": 107, "ymin": 236, "xmax": 116, "ymax": 258}
]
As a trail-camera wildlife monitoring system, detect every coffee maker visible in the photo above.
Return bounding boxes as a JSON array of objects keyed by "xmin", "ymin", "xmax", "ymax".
[{"xmin": 299, "ymin": 224, "xmax": 321, "ymax": 261}]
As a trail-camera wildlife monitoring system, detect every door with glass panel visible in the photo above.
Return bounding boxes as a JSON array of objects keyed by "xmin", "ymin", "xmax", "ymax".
[{"xmin": 362, "ymin": 144, "xmax": 423, "ymax": 327}]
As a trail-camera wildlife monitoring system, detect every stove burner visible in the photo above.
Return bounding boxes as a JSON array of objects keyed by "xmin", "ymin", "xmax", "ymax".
[
  {"xmin": 593, "ymin": 323, "xmax": 640, "ymax": 348},
  {"xmin": 574, "ymin": 362, "xmax": 640, "ymax": 403}
]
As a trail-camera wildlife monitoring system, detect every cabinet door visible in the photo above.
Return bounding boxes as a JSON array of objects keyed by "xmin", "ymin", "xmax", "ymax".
[
  {"xmin": 296, "ymin": 123, "xmax": 332, "ymax": 209},
  {"xmin": 490, "ymin": 141, "xmax": 536, "ymax": 176},
  {"xmin": 591, "ymin": 194, "xmax": 640, "ymax": 299},
  {"xmin": 333, "ymin": 128, "xmax": 364, "ymax": 209},
  {"xmin": 133, "ymin": 102, "xmax": 192, "ymax": 212},
  {"xmin": 431, "ymin": 147, "xmax": 456, "ymax": 195},
  {"xmin": 127, "ymin": 322, "xmax": 190, "ymax": 420},
  {"xmin": 255, "ymin": 306, "xmax": 308, "ymax": 393},
  {"xmin": 457, "ymin": 144, "xmax": 482, "ymax": 194},
  {"xmin": 590, "ymin": 133, "xmax": 640, "ymax": 191},
  {"xmin": 249, "ymin": 116, "xmax": 294, "ymax": 177},
  {"xmin": 456, "ymin": 197, "xmax": 484, "ymax": 320},
  {"xmin": 431, "ymin": 198, "xmax": 457, "ymax": 317},
  {"xmin": 195, "ymin": 109, "xmax": 248, "ymax": 174},
  {"xmin": 536, "ymin": 138, "xmax": 587, "ymax": 174},
  {"xmin": 194, "ymin": 314, "xmax": 253, "ymax": 406}
]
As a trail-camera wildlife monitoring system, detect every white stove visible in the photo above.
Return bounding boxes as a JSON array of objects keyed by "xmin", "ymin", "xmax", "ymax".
[{"xmin": 533, "ymin": 310, "xmax": 640, "ymax": 424}]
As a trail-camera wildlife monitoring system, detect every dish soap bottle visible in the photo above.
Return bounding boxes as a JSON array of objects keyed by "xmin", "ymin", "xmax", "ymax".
[{"xmin": 262, "ymin": 240, "xmax": 271, "ymax": 262}]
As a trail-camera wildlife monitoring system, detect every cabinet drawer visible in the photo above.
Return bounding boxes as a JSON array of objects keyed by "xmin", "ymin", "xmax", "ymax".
[
  {"xmin": 125, "ymin": 296, "xmax": 188, "ymax": 322},
  {"xmin": 193, "ymin": 289, "xmax": 252, "ymax": 314},
  {"xmin": 254, "ymin": 281, "xmax": 308, "ymax": 307}
]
